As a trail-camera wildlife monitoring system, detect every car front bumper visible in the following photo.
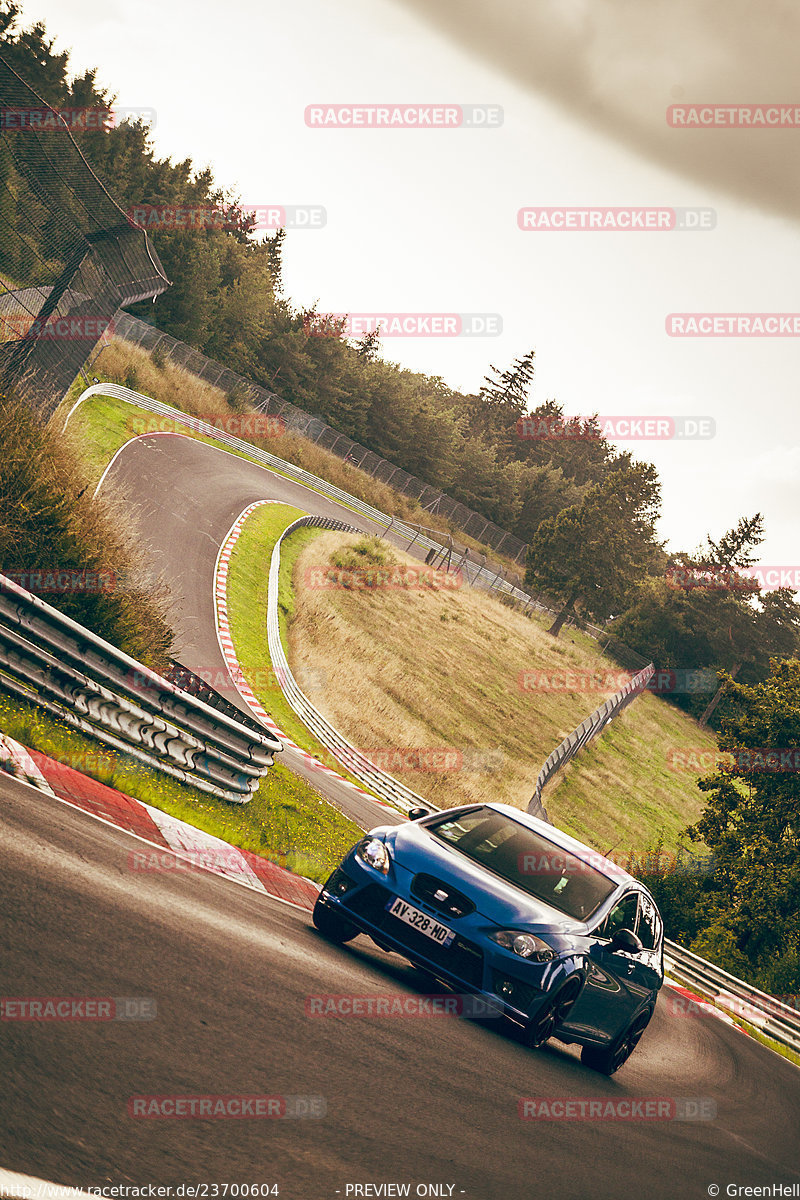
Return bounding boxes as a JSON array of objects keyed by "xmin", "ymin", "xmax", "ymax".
[{"xmin": 318, "ymin": 862, "xmax": 554, "ymax": 1026}]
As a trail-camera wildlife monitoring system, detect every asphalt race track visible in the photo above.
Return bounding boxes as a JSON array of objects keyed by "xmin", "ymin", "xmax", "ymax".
[
  {"xmin": 2, "ymin": 776, "xmax": 800, "ymax": 1198},
  {"xmin": 102, "ymin": 432, "xmax": 420, "ymax": 831},
  {"xmin": 2, "ymin": 430, "xmax": 800, "ymax": 1196}
]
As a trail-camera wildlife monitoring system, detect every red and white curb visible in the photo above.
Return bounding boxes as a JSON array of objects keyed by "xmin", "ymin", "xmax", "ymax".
[
  {"xmin": 2, "ymin": 738, "xmax": 320, "ymax": 912},
  {"xmin": 213, "ymin": 501, "xmax": 400, "ymax": 819},
  {"xmin": 664, "ymin": 981, "xmax": 754, "ymax": 1037},
  {"xmin": 1, "ymin": 733, "xmax": 55, "ymax": 795}
]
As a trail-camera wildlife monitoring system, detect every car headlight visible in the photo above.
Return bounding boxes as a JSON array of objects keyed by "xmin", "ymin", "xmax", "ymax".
[
  {"xmin": 489, "ymin": 930, "xmax": 555, "ymax": 962},
  {"xmin": 355, "ymin": 837, "xmax": 391, "ymax": 874}
]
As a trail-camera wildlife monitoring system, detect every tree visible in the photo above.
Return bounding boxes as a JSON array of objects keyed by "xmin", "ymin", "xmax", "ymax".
[
  {"xmin": 524, "ymin": 463, "xmax": 662, "ymax": 636},
  {"xmin": 467, "ymin": 350, "xmax": 536, "ymax": 458},
  {"xmin": 701, "ymin": 513, "xmax": 765, "ymax": 571},
  {"xmin": 686, "ymin": 659, "xmax": 800, "ymax": 989}
]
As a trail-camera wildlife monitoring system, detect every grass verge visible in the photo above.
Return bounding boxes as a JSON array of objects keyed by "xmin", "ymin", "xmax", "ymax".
[
  {"xmin": 287, "ymin": 531, "xmax": 717, "ymax": 856},
  {"xmin": 223, "ymin": 502, "xmax": 377, "ymax": 794},
  {"xmin": 56, "ymin": 336, "xmax": 526, "ymax": 579},
  {"xmin": 0, "ymin": 690, "xmax": 361, "ymax": 883}
]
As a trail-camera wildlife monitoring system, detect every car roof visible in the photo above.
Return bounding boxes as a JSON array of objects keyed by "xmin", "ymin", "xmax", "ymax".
[{"xmin": 471, "ymin": 801, "xmax": 639, "ymax": 889}]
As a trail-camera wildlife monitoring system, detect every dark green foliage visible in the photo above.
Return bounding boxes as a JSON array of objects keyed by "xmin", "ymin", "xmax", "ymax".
[
  {"xmin": 641, "ymin": 661, "xmax": 800, "ymax": 994},
  {"xmin": 0, "ymin": 5, "xmax": 656, "ymax": 553},
  {"xmin": 0, "ymin": 391, "xmax": 173, "ymax": 667},
  {"xmin": 524, "ymin": 463, "xmax": 663, "ymax": 635}
]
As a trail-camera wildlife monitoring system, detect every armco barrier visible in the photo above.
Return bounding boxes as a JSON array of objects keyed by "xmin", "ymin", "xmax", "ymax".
[
  {"xmin": 664, "ymin": 941, "xmax": 800, "ymax": 1056},
  {"xmin": 63, "ymin": 382, "xmax": 649, "ymax": 668},
  {"xmin": 0, "ymin": 572, "xmax": 282, "ymax": 803},
  {"xmin": 112, "ymin": 311, "xmax": 529, "ymax": 564},
  {"xmin": 61, "ymin": 384, "xmax": 795, "ymax": 1050},
  {"xmin": 262, "ymin": 527, "xmax": 797, "ymax": 1057},
  {"xmin": 267, "ymin": 515, "xmax": 431, "ymax": 815},
  {"xmin": 66, "ymin": 383, "xmax": 533, "ymax": 605},
  {"xmin": 526, "ymin": 662, "xmax": 655, "ymax": 820}
]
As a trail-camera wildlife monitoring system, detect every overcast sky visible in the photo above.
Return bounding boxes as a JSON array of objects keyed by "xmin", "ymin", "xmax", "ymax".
[{"xmin": 16, "ymin": 0, "xmax": 800, "ymax": 571}]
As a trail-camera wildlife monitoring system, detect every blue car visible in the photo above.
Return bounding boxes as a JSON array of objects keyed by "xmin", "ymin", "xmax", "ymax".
[{"xmin": 313, "ymin": 802, "xmax": 664, "ymax": 1074}]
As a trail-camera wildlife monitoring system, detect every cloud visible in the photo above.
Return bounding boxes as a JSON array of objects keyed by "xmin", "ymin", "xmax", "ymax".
[{"xmin": 393, "ymin": 0, "xmax": 800, "ymax": 219}]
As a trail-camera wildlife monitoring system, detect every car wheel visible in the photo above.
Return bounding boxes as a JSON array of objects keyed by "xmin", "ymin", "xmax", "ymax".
[
  {"xmin": 312, "ymin": 898, "xmax": 359, "ymax": 943},
  {"xmin": 581, "ymin": 1005, "xmax": 654, "ymax": 1075},
  {"xmin": 524, "ymin": 976, "xmax": 583, "ymax": 1049}
]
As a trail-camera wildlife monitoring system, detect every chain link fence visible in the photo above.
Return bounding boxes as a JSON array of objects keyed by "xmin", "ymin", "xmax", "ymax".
[
  {"xmin": 0, "ymin": 55, "xmax": 168, "ymax": 418},
  {"xmin": 112, "ymin": 311, "xmax": 529, "ymax": 564}
]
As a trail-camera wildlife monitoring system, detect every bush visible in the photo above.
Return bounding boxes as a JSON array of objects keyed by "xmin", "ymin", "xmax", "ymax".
[
  {"xmin": 0, "ymin": 391, "xmax": 174, "ymax": 669},
  {"xmin": 150, "ymin": 342, "xmax": 169, "ymax": 370},
  {"xmin": 329, "ymin": 535, "xmax": 395, "ymax": 571},
  {"xmin": 226, "ymin": 381, "xmax": 251, "ymax": 412},
  {"xmin": 124, "ymin": 364, "xmax": 140, "ymax": 391}
]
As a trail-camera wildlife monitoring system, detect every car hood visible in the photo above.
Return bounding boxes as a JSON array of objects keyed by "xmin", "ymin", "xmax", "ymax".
[{"xmin": 384, "ymin": 821, "xmax": 589, "ymax": 934}]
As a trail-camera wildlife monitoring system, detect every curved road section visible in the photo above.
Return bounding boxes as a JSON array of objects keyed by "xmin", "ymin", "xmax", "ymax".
[
  {"xmin": 1, "ymin": 432, "xmax": 798, "ymax": 1195},
  {"xmin": 104, "ymin": 433, "xmax": 404, "ymax": 830}
]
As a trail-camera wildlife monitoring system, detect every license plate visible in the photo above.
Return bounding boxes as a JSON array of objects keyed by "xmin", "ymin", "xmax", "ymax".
[{"xmin": 386, "ymin": 896, "xmax": 456, "ymax": 946}]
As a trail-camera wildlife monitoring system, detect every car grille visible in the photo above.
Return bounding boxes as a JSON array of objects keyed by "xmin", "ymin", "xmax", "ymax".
[
  {"xmin": 343, "ymin": 883, "xmax": 485, "ymax": 987},
  {"xmin": 410, "ymin": 873, "xmax": 475, "ymax": 919}
]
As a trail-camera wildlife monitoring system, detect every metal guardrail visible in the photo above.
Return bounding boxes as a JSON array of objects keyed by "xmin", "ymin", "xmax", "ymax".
[
  {"xmin": 663, "ymin": 940, "xmax": 800, "ymax": 1056},
  {"xmin": 63, "ymin": 383, "xmax": 650, "ymax": 665},
  {"xmin": 0, "ymin": 571, "xmax": 282, "ymax": 804},
  {"xmin": 526, "ymin": 662, "xmax": 655, "ymax": 820},
  {"xmin": 266, "ymin": 515, "xmax": 430, "ymax": 815},
  {"xmin": 68, "ymin": 383, "xmax": 530, "ymax": 600},
  {"xmin": 63, "ymin": 385, "xmax": 795, "ymax": 1051},
  {"xmin": 113, "ymin": 310, "xmax": 529, "ymax": 564}
]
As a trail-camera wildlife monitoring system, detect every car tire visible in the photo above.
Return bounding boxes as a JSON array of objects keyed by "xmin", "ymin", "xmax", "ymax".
[
  {"xmin": 581, "ymin": 1005, "xmax": 654, "ymax": 1075},
  {"xmin": 312, "ymin": 898, "xmax": 359, "ymax": 943},
  {"xmin": 524, "ymin": 976, "xmax": 583, "ymax": 1049}
]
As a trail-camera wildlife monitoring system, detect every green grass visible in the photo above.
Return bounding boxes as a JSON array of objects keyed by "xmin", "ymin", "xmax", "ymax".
[
  {"xmin": 56, "ymin": 385, "xmax": 380, "ymax": 791},
  {"xmin": 287, "ymin": 530, "xmax": 716, "ymax": 856},
  {"xmin": 55, "ymin": 387, "xmax": 378, "ymax": 529},
  {"xmin": 0, "ymin": 689, "xmax": 361, "ymax": 883},
  {"xmin": 49, "ymin": 362, "xmax": 711, "ymax": 871},
  {"xmin": 223, "ymin": 502, "xmax": 380, "ymax": 794}
]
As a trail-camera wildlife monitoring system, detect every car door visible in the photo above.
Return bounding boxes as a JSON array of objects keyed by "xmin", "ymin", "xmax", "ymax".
[{"xmin": 560, "ymin": 890, "xmax": 652, "ymax": 1044}]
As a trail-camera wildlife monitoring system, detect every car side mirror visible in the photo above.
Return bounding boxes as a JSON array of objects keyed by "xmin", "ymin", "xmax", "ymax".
[
  {"xmin": 407, "ymin": 807, "xmax": 430, "ymax": 820},
  {"xmin": 610, "ymin": 928, "xmax": 643, "ymax": 954}
]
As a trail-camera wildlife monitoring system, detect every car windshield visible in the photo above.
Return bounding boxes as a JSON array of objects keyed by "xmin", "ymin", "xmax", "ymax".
[{"xmin": 426, "ymin": 807, "xmax": 618, "ymax": 921}]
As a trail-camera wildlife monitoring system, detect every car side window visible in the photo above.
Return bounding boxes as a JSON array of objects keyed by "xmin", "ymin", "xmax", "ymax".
[
  {"xmin": 596, "ymin": 891, "xmax": 639, "ymax": 940},
  {"xmin": 637, "ymin": 893, "xmax": 661, "ymax": 951}
]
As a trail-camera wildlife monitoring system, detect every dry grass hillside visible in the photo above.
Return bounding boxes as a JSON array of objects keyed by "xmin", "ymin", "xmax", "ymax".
[{"xmin": 288, "ymin": 532, "xmax": 716, "ymax": 855}]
